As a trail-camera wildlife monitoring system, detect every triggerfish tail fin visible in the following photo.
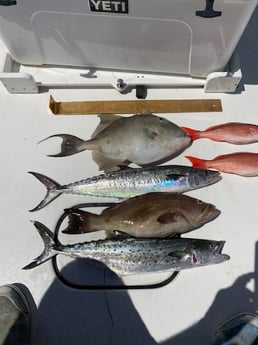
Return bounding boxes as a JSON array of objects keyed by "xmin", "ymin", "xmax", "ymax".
[
  {"xmin": 28, "ymin": 172, "xmax": 62, "ymax": 212},
  {"xmin": 185, "ymin": 156, "xmax": 208, "ymax": 169},
  {"xmin": 39, "ymin": 134, "xmax": 87, "ymax": 157},
  {"xmin": 23, "ymin": 221, "xmax": 60, "ymax": 269},
  {"xmin": 62, "ymin": 209, "xmax": 98, "ymax": 234},
  {"xmin": 181, "ymin": 127, "xmax": 201, "ymax": 141}
]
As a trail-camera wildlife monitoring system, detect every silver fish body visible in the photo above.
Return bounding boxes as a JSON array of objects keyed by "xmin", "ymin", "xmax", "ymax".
[
  {"xmin": 42, "ymin": 114, "xmax": 192, "ymax": 171},
  {"xmin": 23, "ymin": 222, "xmax": 230, "ymax": 275},
  {"xmin": 29, "ymin": 165, "xmax": 221, "ymax": 211}
]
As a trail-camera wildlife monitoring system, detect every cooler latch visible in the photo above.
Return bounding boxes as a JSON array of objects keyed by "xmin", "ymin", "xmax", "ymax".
[{"xmin": 196, "ymin": 0, "xmax": 222, "ymax": 18}]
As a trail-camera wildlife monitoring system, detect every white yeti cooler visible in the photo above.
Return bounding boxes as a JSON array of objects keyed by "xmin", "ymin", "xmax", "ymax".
[{"xmin": 0, "ymin": 0, "xmax": 256, "ymax": 78}]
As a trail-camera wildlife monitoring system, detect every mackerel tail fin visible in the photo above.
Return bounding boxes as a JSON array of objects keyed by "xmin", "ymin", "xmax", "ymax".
[
  {"xmin": 28, "ymin": 172, "xmax": 62, "ymax": 212},
  {"xmin": 39, "ymin": 134, "xmax": 88, "ymax": 157},
  {"xmin": 181, "ymin": 127, "xmax": 201, "ymax": 141},
  {"xmin": 23, "ymin": 221, "xmax": 60, "ymax": 269}
]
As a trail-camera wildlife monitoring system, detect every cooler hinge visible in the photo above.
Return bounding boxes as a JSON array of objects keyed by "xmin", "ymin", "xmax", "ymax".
[{"xmin": 0, "ymin": 0, "xmax": 17, "ymax": 5}]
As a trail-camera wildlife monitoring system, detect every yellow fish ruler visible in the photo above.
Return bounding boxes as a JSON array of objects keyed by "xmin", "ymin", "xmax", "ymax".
[{"xmin": 49, "ymin": 95, "xmax": 222, "ymax": 115}]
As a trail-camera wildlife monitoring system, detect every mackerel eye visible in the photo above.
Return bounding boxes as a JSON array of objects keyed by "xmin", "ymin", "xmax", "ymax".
[{"xmin": 209, "ymin": 243, "xmax": 215, "ymax": 249}]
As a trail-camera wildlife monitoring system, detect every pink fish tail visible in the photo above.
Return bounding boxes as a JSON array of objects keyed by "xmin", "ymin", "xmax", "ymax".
[
  {"xmin": 185, "ymin": 156, "xmax": 208, "ymax": 169},
  {"xmin": 62, "ymin": 209, "xmax": 98, "ymax": 234},
  {"xmin": 181, "ymin": 127, "xmax": 201, "ymax": 141}
]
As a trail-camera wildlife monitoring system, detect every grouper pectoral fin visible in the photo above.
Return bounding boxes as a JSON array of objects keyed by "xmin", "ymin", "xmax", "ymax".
[
  {"xmin": 113, "ymin": 230, "xmax": 132, "ymax": 238},
  {"xmin": 157, "ymin": 212, "xmax": 182, "ymax": 224},
  {"xmin": 116, "ymin": 165, "xmax": 134, "ymax": 171}
]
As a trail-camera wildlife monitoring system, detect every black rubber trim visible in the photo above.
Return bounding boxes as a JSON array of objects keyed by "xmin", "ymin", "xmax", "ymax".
[
  {"xmin": 52, "ymin": 202, "xmax": 180, "ymax": 290},
  {"xmin": 0, "ymin": 0, "xmax": 17, "ymax": 5}
]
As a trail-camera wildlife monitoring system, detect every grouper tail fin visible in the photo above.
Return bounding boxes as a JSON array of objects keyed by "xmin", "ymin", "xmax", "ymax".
[
  {"xmin": 28, "ymin": 172, "xmax": 62, "ymax": 212},
  {"xmin": 62, "ymin": 209, "xmax": 100, "ymax": 234},
  {"xmin": 23, "ymin": 221, "xmax": 61, "ymax": 269}
]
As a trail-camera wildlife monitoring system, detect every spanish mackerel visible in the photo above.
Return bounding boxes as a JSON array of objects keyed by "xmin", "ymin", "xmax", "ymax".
[
  {"xmin": 40, "ymin": 114, "xmax": 192, "ymax": 171},
  {"xmin": 29, "ymin": 165, "xmax": 221, "ymax": 212},
  {"xmin": 23, "ymin": 221, "xmax": 230, "ymax": 275}
]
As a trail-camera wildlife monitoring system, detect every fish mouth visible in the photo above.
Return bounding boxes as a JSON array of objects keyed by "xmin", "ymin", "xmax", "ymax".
[
  {"xmin": 183, "ymin": 134, "xmax": 192, "ymax": 146},
  {"xmin": 192, "ymin": 251, "xmax": 230, "ymax": 265},
  {"xmin": 214, "ymin": 241, "xmax": 230, "ymax": 262},
  {"xmin": 187, "ymin": 204, "xmax": 220, "ymax": 228},
  {"xmin": 188, "ymin": 169, "xmax": 221, "ymax": 189},
  {"xmin": 213, "ymin": 253, "xmax": 230, "ymax": 263},
  {"xmin": 206, "ymin": 170, "xmax": 222, "ymax": 184},
  {"xmin": 202, "ymin": 205, "xmax": 221, "ymax": 223},
  {"xmin": 192, "ymin": 242, "xmax": 230, "ymax": 265}
]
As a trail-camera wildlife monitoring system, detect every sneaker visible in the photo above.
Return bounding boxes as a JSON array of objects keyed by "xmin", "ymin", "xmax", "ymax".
[
  {"xmin": 211, "ymin": 313, "xmax": 258, "ymax": 345},
  {"xmin": 0, "ymin": 284, "xmax": 31, "ymax": 345}
]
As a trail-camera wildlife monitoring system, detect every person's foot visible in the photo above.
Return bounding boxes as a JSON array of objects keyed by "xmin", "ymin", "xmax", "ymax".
[
  {"xmin": 0, "ymin": 284, "xmax": 31, "ymax": 345},
  {"xmin": 212, "ymin": 313, "xmax": 258, "ymax": 345}
]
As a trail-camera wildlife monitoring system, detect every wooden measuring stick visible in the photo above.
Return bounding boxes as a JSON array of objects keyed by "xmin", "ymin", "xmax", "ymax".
[{"xmin": 49, "ymin": 95, "xmax": 222, "ymax": 115}]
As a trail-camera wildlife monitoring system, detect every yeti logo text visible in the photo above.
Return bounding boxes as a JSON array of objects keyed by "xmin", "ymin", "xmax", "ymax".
[{"xmin": 89, "ymin": 0, "xmax": 128, "ymax": 13}]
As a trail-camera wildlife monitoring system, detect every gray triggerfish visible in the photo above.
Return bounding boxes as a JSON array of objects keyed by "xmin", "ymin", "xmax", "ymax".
[{"xmin": 40, "ymin": 114, "xmax": 192, "ymax": 171}]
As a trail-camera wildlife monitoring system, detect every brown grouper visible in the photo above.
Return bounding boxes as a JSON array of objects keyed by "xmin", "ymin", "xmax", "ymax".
[{"xmin": 63, "ymin": 192, "xmax": 220, "ymax": 238}]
